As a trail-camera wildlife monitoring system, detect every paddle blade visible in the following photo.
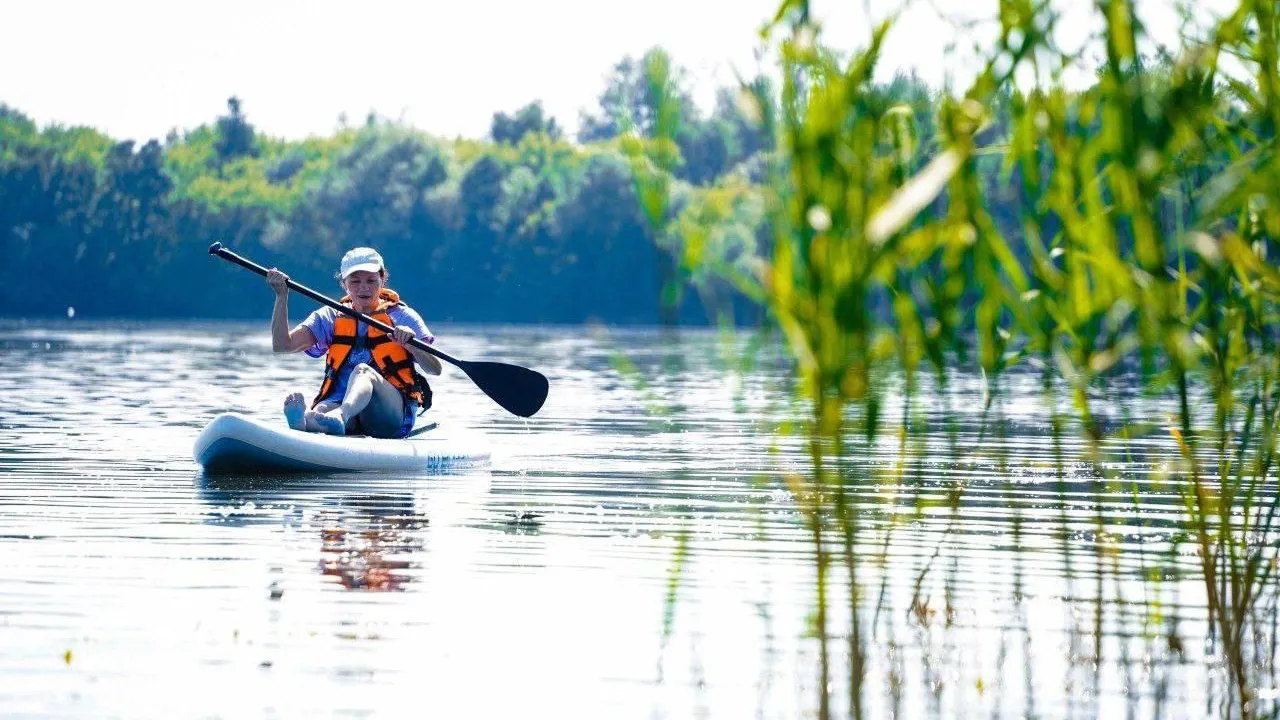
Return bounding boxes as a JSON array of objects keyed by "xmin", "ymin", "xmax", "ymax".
[{"xmin": 457, "ymin": 361, "xmax": 550, "ymax": 418}]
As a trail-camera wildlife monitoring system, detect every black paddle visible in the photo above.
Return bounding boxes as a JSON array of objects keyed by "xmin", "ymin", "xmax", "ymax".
[{"xmin": 208, "ymin": 242, "xmax": 549, "ymax": 418}]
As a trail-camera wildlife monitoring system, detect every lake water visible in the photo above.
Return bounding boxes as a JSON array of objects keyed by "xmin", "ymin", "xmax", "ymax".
[{"xmin": 0, "ymin": 319, "xmax": 1267, "ymax": 719}]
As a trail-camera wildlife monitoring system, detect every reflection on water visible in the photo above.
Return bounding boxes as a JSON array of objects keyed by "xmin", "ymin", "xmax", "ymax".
[
  {"xmin": 197, "ymin": 475, "xmax": 433, "ymax": 593},
  {"xmin": 0, "ymin": 319, "xmax": 1273, "ymax": 718},
  {"xmin": 317, "ymin": 514, "xmax": 424, "ymax": 593}
]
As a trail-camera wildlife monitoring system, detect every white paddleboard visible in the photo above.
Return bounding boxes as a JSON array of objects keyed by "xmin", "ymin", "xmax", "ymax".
[{"xmin": 193, "ymin": 412, "xmax": 491, "ymax": 474}]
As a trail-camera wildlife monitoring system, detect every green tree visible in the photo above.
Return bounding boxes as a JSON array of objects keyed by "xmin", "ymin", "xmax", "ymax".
[
  {"xmin": 490, "ymin": 101, "xmax": 562, "ymax": 144},
  {"xmin": 286, "ymin": 124, "xmax": 449, "ymax": 258},
  {"xmin": 214, "ymin": 96, "xmax": 258, "ymax": 166},
  {"xmin": 578, "ymin": 48, "xmax": 698, "ymax": 142},
  {"xmin": 709, "ymin": 76, "xmax": 777, "ymax": 162}
]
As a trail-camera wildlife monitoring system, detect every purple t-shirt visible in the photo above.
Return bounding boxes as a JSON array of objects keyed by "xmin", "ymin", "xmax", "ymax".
[{"xmin": 300, "ymin": 304, "xmax": 434, "ymax": 433}]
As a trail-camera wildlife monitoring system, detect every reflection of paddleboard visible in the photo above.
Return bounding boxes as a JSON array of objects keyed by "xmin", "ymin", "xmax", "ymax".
[{"xmin": 193, "ymin": 412, "xmax": 491, "ymax": 474}]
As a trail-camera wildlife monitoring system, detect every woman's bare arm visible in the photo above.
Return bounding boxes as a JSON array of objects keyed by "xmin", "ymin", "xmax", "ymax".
[
  {"xmin": 407, "ymin": 344, "xmax": 443, "ymax": 375},
  {"xmin": 268, "ymin": 269, "xmax": 318, "ymax": 353}
]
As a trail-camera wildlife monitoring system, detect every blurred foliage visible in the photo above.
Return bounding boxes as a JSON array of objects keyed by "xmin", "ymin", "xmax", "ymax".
[
  {"xmin": 490, "ymin": 100, "xmax": 562, "ymax": 145},
  {"xmin": 630, "ymin": 0, "xmax": 1276, "ymax": 717}
]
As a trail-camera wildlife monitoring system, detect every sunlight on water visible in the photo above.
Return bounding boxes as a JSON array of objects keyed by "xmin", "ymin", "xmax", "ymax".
[{"xmin": 0, "ymin": 319, "xmax": 1248, "ymax": 718}]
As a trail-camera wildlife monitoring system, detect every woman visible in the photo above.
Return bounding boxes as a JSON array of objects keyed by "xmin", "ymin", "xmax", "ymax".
[{"xmin": 266, "ymin": 246, "xmax": 443, "ymax": 438}]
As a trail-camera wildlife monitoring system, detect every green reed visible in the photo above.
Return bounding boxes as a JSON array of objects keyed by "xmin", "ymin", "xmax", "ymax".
[{"xmin": 626, "ymin": 0, "xmax": 1279, "ymax": 716}]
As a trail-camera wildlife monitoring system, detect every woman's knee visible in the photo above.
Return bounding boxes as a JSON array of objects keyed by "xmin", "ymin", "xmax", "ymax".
[{"xmin": 352, "ymin": 363, "xmax": 379, "ymax": 380}]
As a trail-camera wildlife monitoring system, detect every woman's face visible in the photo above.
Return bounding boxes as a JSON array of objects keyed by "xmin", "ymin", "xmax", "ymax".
[{"xmin": 343, "ymin": 270, "xmax": 384, "ymax": 309}]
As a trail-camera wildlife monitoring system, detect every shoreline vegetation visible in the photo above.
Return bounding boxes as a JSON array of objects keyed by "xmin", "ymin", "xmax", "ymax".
[
  {"xmin": 1, "ymin": 51, "xmax": 774, "ymax": 325},
  {"xmin": 0, "ymin": 10, "xmax": 1265, "ymax": 331}
]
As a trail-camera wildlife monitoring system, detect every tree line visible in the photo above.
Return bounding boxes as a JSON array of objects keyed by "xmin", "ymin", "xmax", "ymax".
[{"xmin": 0, "ymin": 47, "xmax": 1259, "ymax": 327}]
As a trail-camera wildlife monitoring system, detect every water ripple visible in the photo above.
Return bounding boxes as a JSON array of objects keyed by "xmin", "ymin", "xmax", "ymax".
[{"xmin": 0, "ymin": 320, "xmax": 1261, "ymax": 719}]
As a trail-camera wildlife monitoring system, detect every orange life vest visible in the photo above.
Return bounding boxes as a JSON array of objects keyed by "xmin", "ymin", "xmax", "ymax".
[{"xmin": 312, "ymin": 288, "xmax": 431, "ymax": 410}]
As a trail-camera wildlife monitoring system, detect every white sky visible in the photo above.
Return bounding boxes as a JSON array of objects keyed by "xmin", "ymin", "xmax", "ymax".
[{"xmin": 0, "ymin": 0, "xmax": 1230, "ymax": 142}]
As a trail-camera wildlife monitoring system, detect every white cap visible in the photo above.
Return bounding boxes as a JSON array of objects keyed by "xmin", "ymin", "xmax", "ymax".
[{"xmin": 339, "ymin": 247, "xmax": 384, "ymax": 279}]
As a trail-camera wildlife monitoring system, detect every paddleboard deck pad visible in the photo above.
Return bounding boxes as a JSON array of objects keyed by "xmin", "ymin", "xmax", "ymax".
[{"xmin": 194, "ymin": 412, "xmax": 491, "ymax": 474}]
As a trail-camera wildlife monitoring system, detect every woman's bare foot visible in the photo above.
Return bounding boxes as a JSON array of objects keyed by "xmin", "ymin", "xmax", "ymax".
[
  {"xmin": 283, "ymin": 392, "xmax": 307, "ymax": 431},
  {"xmin": 306, "ymin": 408, "xmax": 346, "ymax": 436}
]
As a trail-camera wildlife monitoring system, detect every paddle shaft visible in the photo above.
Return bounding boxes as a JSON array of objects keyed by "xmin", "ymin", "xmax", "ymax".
[{"xmin": 208, "ymin": 242, "xmax": 461, "ymax": 366}]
